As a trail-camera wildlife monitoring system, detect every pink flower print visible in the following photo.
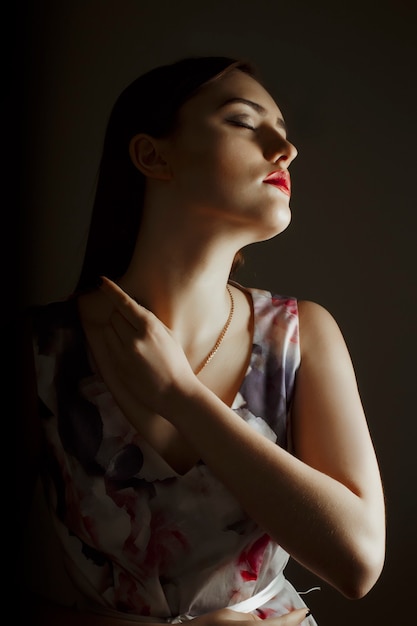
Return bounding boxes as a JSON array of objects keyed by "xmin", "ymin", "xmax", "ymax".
[
  {"xmin": 238, "ymin": 534, "xmax": 270, "ymax": 582},
  {"xmin": 256, "ymin": 607, "xmax": 276, "ymax": 619},
  {"xmin": 271, "ymin": 297, "xmax": 297, "ymax": 317},
  {"xmin": 114, "ymin": 569, "xmax": 147, "ymax": 612},
  {"xmin": 144, "ymin": 511, "xmax": 189, "ymax": 571}
]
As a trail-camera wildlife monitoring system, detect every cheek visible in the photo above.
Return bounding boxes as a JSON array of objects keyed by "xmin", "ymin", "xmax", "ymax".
[
  {"xmin": 174, "ymin": 143, "xmax": 241, "ymax": 197},
  {"xmin": 171, "ymin": 129, "xmax": 260, "ymax": 208},
  {"xmin": 210, "ymin": 144, "xmax": 262, "ymax": 205},
  {"xmin": 199, "ymin": 141, "xmax": 257, "ymax": 193}
]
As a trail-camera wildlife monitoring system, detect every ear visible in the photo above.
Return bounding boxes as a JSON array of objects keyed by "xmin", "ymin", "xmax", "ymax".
[{"xmin": 129, "ymin": 134, "xmax": 171, "ymax": 180}]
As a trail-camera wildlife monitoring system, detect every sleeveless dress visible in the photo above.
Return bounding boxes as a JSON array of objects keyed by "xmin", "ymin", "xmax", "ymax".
[{"xmin": 30, "ymin": 284, "xmax": 319, "ymax": 624}]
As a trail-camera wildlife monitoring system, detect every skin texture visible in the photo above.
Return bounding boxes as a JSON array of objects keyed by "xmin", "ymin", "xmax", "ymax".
[{"xmin": 24, "ymin": 69, "xmax": 385, "ymax": 625}]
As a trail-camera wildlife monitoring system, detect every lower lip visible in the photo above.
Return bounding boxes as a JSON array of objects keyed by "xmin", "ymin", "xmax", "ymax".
[{"xmin": 263, "ymin": 181, "xmax": 291, "ymax": 197}]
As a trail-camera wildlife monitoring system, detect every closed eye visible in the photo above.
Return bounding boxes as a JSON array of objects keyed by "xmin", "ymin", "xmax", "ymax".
[{"xmin": 227, "ymin": 116, "xmax": 256, "ymax": 130}]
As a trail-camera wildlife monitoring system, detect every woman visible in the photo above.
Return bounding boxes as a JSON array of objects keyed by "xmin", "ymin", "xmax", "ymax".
[{"xmin": 24, "ymin": 56, "xmax": 385, "ymax": 625}]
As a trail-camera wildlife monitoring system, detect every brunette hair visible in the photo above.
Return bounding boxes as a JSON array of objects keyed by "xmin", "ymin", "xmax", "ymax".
[{"xmin": 74, "ymin": 56, "xmax": 257, "ymax": 294}]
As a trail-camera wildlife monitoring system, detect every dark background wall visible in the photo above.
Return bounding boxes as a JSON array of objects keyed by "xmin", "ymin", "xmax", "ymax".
[{"xmin": 18, "ymin": 1, "xmax": 416, "ymax": 623}]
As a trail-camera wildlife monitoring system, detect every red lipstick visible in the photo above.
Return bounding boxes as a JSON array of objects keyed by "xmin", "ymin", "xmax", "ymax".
[{"xmin": 263, "ymin": 170, "xmax": 291, "ymax": 196}]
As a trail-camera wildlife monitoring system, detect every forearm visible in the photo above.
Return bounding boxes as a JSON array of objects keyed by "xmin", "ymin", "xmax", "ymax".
[{"xmin": 165, "ymin": 381, "xmax": 383, "ymax": 598}]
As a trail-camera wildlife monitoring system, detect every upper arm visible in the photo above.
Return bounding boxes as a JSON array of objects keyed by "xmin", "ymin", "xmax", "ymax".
[{"xmin": 291, "ymin": 300, "xmax": 383, "ymax": 502}]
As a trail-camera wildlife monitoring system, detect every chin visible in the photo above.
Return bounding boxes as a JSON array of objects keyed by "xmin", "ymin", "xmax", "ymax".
[
  {"xmin": 249, "ymin": 221, "xmax": 291, "ymax": 245},
  {"xmin": 257, "ymin": 206, "xmax": 292, "ymax": 241}
]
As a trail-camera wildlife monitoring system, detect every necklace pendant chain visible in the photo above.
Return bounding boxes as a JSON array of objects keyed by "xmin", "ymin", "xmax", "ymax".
[{"xmin": 195, "ymin": 285, "xmax": 234, "ymax": 375}]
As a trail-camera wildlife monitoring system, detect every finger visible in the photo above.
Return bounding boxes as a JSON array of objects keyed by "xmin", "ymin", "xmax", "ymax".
[
  {"xmin": 109, "ymin": 309, "xmax": 144, "ymax": 344},
  {"xmin": 99, "ymin": 276, "xmax": 148, "ymax": 329},
  {"xmin": 101, "ymin": 323, "xmax": 127, "ymax": 366},
  {"xmin": 102, "ymin": 317, "xmax": 123, "ymax": 346},
  {"xmin": 266, "ymin": 608, "xmax": 312, "ymax": 625}
]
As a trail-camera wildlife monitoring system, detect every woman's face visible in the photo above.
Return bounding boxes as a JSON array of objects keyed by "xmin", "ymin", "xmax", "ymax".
[{"xmin": 162, "ymin": 69, "xmax": 298, "ymax": 242}]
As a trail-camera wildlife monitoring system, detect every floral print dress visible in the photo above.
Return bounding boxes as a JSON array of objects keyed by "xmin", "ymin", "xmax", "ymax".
[{"xmin": 31, "ymin": 284, "xmax": 318, "ymax": 624}]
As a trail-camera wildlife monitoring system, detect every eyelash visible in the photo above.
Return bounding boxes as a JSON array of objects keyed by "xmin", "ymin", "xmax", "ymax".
[{"xmin": 227, "ymin": 118, "xmax": 256, "ymax": 131}]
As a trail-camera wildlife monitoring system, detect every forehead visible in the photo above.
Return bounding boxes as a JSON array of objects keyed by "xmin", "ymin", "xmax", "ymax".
[{"xmin": 179, "ymin": 69, "xmax": 284, "ymax": 121}]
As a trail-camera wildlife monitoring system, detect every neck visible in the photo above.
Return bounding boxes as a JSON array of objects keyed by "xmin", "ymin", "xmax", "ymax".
[
  {"xmin": 118, "ymin": 232, "xmax": 241, "ymax": 348},
  {"xmin": 115, "ymin": 187, "xmax": 254, "ymax": 352}
]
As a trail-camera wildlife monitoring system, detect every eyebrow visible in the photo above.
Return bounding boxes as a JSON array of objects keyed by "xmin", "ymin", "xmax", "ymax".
[{"xmin": 218, "ymin": 97, "xmax": 287, "ymax": 133}]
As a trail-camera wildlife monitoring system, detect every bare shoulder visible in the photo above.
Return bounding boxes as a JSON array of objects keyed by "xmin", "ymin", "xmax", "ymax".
[
  {"xmin": 297, "ymin": 299, "xmax": 340, "ymax": 328},
  {"xmin": 297, "ymin": 299, "xmax": 347, "ymax": 348}
]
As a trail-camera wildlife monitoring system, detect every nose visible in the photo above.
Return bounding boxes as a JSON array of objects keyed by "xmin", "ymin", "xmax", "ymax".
[{"xmin": 266, "ymin": 133, "xmax": 298, "ymax": 166}]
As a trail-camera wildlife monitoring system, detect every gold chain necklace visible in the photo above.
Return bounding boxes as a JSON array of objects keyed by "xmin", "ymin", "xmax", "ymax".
[{"xmin": 195, "ymin": 285, "xmax": 234, "ymax": 375}]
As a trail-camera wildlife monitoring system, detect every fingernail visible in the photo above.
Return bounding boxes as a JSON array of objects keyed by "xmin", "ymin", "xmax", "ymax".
[{"xmin": 305, "ymin": 609, "xmax": 312, "ymax": 617}]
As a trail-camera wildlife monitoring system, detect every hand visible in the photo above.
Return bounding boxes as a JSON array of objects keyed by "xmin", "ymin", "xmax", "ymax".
[
  {"xmin": 95, "ymin": 276, "xmax": 197, "ymax": 420},
  {"xmin": 192, "ymin": 607, "xmax": 312, "ymax": 625}
]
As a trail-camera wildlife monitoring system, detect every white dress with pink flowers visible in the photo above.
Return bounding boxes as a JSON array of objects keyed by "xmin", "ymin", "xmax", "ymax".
[{"xmin": 31, "ymin": 284, "xmax": 318, "ymax": 624}]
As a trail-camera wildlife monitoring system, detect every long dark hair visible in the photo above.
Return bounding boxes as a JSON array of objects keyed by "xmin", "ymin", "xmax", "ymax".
[{"xmin": 74, "ymin": 56, "xmax": 256, "ymax": 295}]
